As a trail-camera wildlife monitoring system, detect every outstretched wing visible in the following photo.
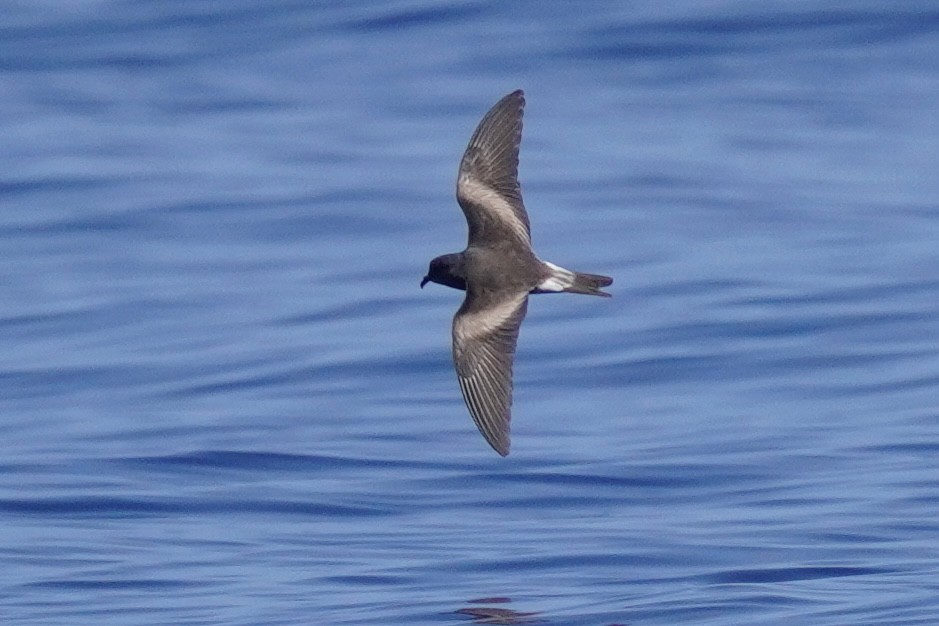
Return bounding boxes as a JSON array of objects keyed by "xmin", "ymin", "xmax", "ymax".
[
  {"xmin": 452, "ymin": 289, "xmax": 529, "ymax": 456},
  {"xmin": 456, "ymin": 90, "xmax": 531, "ymax": 247}
]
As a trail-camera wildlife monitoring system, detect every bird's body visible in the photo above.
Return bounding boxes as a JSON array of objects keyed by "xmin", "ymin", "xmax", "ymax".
[
  {"xmin": 464, "ymin": 245, "xmax": 541, "ymax": 292},
  {"xmin": 422, "ymin": 90, "xmax": 612, "ymax": 456}
]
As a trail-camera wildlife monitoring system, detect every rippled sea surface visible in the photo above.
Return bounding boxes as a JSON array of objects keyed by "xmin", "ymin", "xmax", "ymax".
[{"xmin": 3, "ymin": 2, "xmax": 939, "ymax": 624}]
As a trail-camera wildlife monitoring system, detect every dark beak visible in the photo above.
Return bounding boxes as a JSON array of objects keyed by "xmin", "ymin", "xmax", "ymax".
[{"xmin": 420, "ymin": 276, "xmax": 430, "ymax": 289}]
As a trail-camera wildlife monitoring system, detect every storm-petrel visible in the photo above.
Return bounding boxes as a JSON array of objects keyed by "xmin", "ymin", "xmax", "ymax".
[{"xmin": 421, "ymin": 89, "xmax": 613, "ymax": 456}]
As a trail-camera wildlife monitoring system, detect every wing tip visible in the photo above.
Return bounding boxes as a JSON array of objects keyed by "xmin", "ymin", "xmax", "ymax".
[
  {"xmin": 497, "ymin": 89, "xmax": 525, "ymax": 112},
  {"xmin": 489, "ymin": 435, "xmax": 511, "ymax": 457}
]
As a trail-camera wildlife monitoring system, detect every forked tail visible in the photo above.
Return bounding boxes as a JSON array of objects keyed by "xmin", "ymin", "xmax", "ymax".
[{"xmin": 536, "ymin": 261, "xmax": 613, "ymax": 297}]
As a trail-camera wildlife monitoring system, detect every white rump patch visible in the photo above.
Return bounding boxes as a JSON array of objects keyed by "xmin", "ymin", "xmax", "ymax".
[
  {"xmin": 538, "ymin": 261, "xmax": 575, "ymax": 292},
  {"xmin": 537, "ymin": 277, "xmax": 567, "ymax": 292}
]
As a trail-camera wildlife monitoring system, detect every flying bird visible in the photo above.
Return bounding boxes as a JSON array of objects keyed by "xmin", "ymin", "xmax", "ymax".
[{"xmin": 422, "ymin": 90, "xmax": 612, "ymax": 456}]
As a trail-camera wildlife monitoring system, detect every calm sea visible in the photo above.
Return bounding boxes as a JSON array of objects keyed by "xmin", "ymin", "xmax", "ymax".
[{"xmin": 2, "ymin": 1, "xmax": 939, "ymax": 624}]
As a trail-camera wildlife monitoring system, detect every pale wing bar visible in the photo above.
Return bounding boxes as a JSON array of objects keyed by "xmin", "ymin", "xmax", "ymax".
[
  {"xmin": 452, "ymin": 292, "xmax": 529, "ymax": 456},
  {"xmin": 456, "ymin": 90, "xmax": 531, "ymax": 246}
]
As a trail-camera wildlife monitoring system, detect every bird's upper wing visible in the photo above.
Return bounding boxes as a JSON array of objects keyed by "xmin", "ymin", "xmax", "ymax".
[
  {"xmin": 456, "ymin": 90, "xmax": 531, "ymax": 248},
  {"xmin": 452, "ymin": 289, "xmax": 529, "ymax": 456}
]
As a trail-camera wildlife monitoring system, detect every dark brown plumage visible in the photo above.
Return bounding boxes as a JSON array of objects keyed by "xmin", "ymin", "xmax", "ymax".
[{"xmin": 422, "ymin": 90, "xmax": 612, "ymax": 456}]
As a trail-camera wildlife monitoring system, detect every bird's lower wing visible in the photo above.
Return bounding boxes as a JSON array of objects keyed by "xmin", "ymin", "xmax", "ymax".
[{"xmin": 452, "ymin": 291, "xmax": 529, "ymax": 456}]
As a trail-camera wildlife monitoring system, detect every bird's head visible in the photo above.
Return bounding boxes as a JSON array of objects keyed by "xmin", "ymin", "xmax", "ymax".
[{"xmin": 421, "ymin": 253, "xmax": 467, "ymax": 291}]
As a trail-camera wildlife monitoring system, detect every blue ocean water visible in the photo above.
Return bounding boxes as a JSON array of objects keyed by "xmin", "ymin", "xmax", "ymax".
[{"xmin": 2, "ymin": 1, "xmax": 939, "ymax": 624}]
